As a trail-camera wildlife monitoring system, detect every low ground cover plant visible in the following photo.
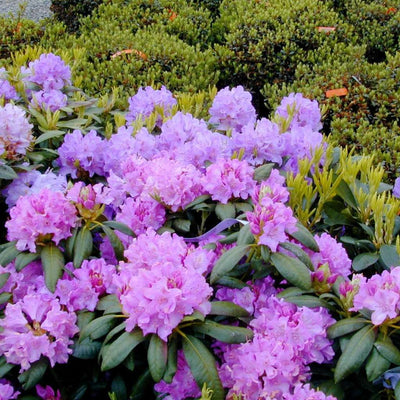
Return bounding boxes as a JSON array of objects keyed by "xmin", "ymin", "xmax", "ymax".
[{"xmin": 1, "ymin": 52, "xmax": 400, "ymax": 400}]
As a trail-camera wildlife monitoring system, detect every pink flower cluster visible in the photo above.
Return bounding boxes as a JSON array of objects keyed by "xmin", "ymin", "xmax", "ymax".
[
  {"xmin": 114, "ymin": 229, "xmax": 213, "ymax": 341},
  {"xmin": 0, "ymin": 292, "xmax": 78, "ymax": 371},
  {"xmin": 6, "ymin": 188, "xmax": 77, "ymax": 252},
  {"xmin": 351, "ymin": 267, "xmax": 400, "ymax": 325}
]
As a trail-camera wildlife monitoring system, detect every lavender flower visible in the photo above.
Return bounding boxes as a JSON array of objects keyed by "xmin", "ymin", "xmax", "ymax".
[
  {"xmin": 0, "ymin": 68, "xmax": 18, "ymax": 101},
  {"xmin": 31, "ymin": 89, "xmax": 67, "ymax": 112},
  {"xmin": 0, "ymin": 380, "xmax": 20, "ymax": 400}
]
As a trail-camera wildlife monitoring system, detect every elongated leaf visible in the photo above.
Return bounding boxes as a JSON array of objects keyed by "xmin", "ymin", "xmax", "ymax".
[
  {"xmin": 65, "ymin": 227, "xmax": 78, "ymax": 260},
  {"xmin": 0, "ymin": 292, "xmax": 11, "ymax": 305},
  {"xmin": 35, "ymin": 130, "xmax": 65, "ymax": 144},
  {"xmin": 73, "ymin": 227, "xmax": 93, "ymax": 268},
  {"xmin": 163, "ymin": 336, "xmax": 178, "ymax": 383},
  {"xmin": 215, "ymin": 203, "xmax": 236, "ymax": 220},
  {"xmin": 277, "ymin": 287, "xmax": 308, "ymax": 298},
  {"xmin": 366, "ymin": 348, "xmax": 391, "ymax": 382},
  {"xmin": 57, "ymin": 118, "xmax": 87, "ymax": 129},
  {"xmin": 285, "ymin": 295, "xmax": 332, "ymax": 309},
  {"xmin": 0, "ymin": 355, "xmax": 14, "ymax": 378},
  {"xmin": 375, "ymin": 336, "xmax": 400, "ymax": 365},
  {"xmin": 209, "ymin": 301, "xmax": 250, "ymax": 317},
  {"xmin": 334, "ymin": 325, "xmax": 376, "ymax": 383},
  {"xmin": 41, "ymin": 244, "xmax": 64, "ymax": 292},
  {"xmin": 270, "ymin": 253, "xmax": 312, "ymax": 290},
  {"xmin": 253, "ymin": 163, "xmax": 274, "ymax": 182},
  {"xmin": 96, "ymin": 294, "xmax": 122, "ymax": 314},
  {"xmin": 101, "ymin": 330, "xmax": 144, "ymax": 371},
  {"xmin": 0, "ymin": 273, "xmax": 10, "ymax": 290},
  {"xmin": 72, "ymin": 338, "xmax": 102, "ymax": 359},
  {"xmin": 380, "ymin": 245, "xmax": 400, "ymax": 269},
  {"xmin": 278, "ymin": 242, "xmax": 314, "ymax": 271},
  {"xmin": 352, "ymin": 253, "xmax": 379, "ymax": 272},
  {"xmin": 193, "ymin": 320, "xmax": 253, "ymax": 344},
  {"xmin": 0, "ymin": 164, "xmax": 18, "ymax": 180},
  {"xmin": 287, "ymin": 222, "xmax": 319, "ymax": 252},
  {"xmin": 336, "ymin": 180, "xmax": 358, "ymax": 210},
  {"xmin": 15, "ymin": 252, "xmax": 40, "ymax": 271},
  {"xmin": 18, "ymin": 358, "xmax": 48, "ymax": 390},
  {"xmin": 396, "ymin": 380, "xmax": 400, "ymax": 400},
  {"xmin": 210, "ymin": 245, "xmax": 250, "ymax": 284},
  {"xmin": 317, "ymin": 380, "xmax": 345, "ymax": 400},
  {"xmin": 327, "ymin": 318, "xmax": 370, "ymax": 339},
  {"xmin": 147, "ymin": 334, "xmax": 168, "ymax": 382},
  {"xmin": 79, "ymin": 314, "xmax": 119, "ymax": 342},
  {"xmin": 0, "ymin": 244, "xmax": 20, "ymax": 267},
  {"xmin": 101, "ymin": 225, "xmax": 124, "ymax": 261},
  {"xmin": 182, "ymin": 334, "xmax": 224, "ymax": 400},
  {"xmin": 103, "ymin": 322, "xmax": 127, "ymax": 347},
  {"xmin": 215, "ymin": 276, "xmax": 247, "ymax": 289},
  {"xmin": 130, "ymin": 370, "xmax": 153, "ymax": 400},
  {"xmin": 111, "ymin": 375, "xmax": 127, "ymax": 400}
]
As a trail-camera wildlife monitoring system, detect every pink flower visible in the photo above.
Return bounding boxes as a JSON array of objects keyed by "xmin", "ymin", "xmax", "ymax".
[
  {"xmin": 282, "ymin": 383, "xmax": 337, "ymax": 400},
  {"xmin": 0, "ymin": 380, "xmax": 20, "ymax": 400},
  {"xmin": 6, "ymin": 188, "xmax": 77, "ymax": 253},
  {"xmin": 36, "ymin": 385, "xmax": 62, "ymax": 400}
]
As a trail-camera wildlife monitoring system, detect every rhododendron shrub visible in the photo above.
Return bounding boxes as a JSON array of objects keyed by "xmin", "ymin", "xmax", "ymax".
[{"xmin": 1, "ymin": 53, "xmax": 400, "ymax": 400}]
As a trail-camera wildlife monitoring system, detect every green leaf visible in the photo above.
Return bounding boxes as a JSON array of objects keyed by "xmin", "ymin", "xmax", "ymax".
[
  {"xmin": 172, "ymin": 218, "xmax": 191, "ymax": 233},
  {"xmin": 215, "ymin": 203, "xmax": 236, "ymax": 220},
  {"xmin": 96, "ymin": 294, "xmax": 122, "ymax": 314},
  {"xmin": 352, "ymin": 253, "xmax": 379, "ymax": 272},
  {"xmin": 181, "ymin": 310, "xmax": 205, "ymax": 323},
  {"xmin": 41, "ymin": 244, "xmax": 64, "ymax": 293},
  {"xmin": 270, "ymin": 253, "xmax": 312, "ymax": 290},
  {"xmin": 396, "ymin": 380, "xmax": 400, "ymax": 400},
  {"xmin": 101, "ymin": 330, "xmax": 144, "ymax": 371},
  {"xmin": 287, "ymin": 222, "xmax": 319, "ymax": 252},
  {"xmin": 214, "ymin": 276, "xmax": 247, "ymax": 289},
  {"xmin": 236, "ymin": 223, "xmax": 254, "ymax": 246},
  {"xmin": 327, "ymin": 318, "xmax": 370, "ymax": 339},
  {"xmin": 130, "ymin": 370, "xmax": 153, "ymax": 400},
  {"xmin": 18, "ymin": 358, "xmax": 48, "ymax": 390},
  {"xmin": 65, "ymin": 227, "xmax": 78, "ymax": 260},
  {"xmin": 193, "ymin": 320, "xmax": 253, "ymax": 344},
  {"xmin": 35, "ymin": 129, "xmax": 65, "ymax": 144},
  {"xmin": 323, "ymin": 202, "xmax": 355, "ymax": 226},
  {"xmin": 336, "ymin": 180, "xmax": 358, "ymax": 210},
  {"xmin": 0, "ymin": 273, "xmax": 10, "ymax": 290},
  {"xmin": 0, "ymin": 355, "xmax": 14, "ymax": 378},
  {"xmin": 163, "ymin": 336, "xmax": 178, "ymax": 383},
  {"xmin": 253, "ymin": 163, "xmax": 274, "ymax": 182},
  {"xmin": 101, "ymin": 225, "xmax": 124, "ymax": 261},
  {"xmin": 79, "ymin": 314, "xmax": 119, "ymax": 342},
  {"xmin": 209, "ymin": 301, "xmax": 250, "ymax": 317},
  {"xmin": 375, "ymin": 336, "xmax": 400, "ymax": 365},
  {"xmin": 380, "ymin": 245, "xmax": 400, "ymax": 269},
  {"xmin": 366, "ymin": 347, "xmax": 391, "ymax": 382},
  {"xmin": 147, "ymin": 334, "xmax": 168, "ymax": 382},
  {"xmin": 57, "ymin": 118, "xmax": 87, "ymax": 129},
  {"xmin": 0, "ymin": 164, "xmax": 18, "ymax": 180},
  {"xmin": 278, "ymin": 242, "xmax": 314, "ymax": 271},
  {"xmin": 334, "ymin": 325, "xmax": 376, "ymax": 383},
  {"xmin": 184, "ymin": 195, "xmax": 211, "ymax": 210},
  {"xmin": 210, "ymin": 245, "xmax": 250, "ymax": 284},
  {"xmin": 284, "ymin": 295, "xmax": 332, "ymax": 309},
  {"xmin": 103, "ymin": 322, "xmax": 127, "ymax": 347},
  {"xmin": 0, "ymin": 243, "xmax": 20, "ymax": 267},
  {"xmin": 72, "ymin": 338, "xmax": 102, "ymax": 359},
  {"xmin": 182, "ymin": 334, "xmax": 224, "ymax": 400},
  {"xmin": 73, "ymin": 227, "xmax": 93, "ymax": 268},
  {"xmin": 15, "ymin": 252, "xmax": 40, "ymax": 272},
  {"xmin": 0, "ymin": 292, "xmax": 11, "ymax": 305},
  {"xmin": 102, "ymin": 221, "xmax": 135, "ymax": 237},
  {"xmin": 277, "ymin": 287, "xmax": 308, "ymax": 298},
  {"xmin": 111, "ymin": 375, "xmax": 127, "ymax": 400},
  {"xmin": 317, "ymin": 380, "xmax": 345, "ymax": 400}
]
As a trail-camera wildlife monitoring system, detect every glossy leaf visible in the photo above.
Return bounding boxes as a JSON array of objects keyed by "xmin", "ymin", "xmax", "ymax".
[
  {"xmin": 96, "ymin": 294, "xmax": 122, "ymax": 314},
  {"xmin": 215, "ymin": 202, "xmax": 236, "ymax": 220},
  {"xmin": 101, "ymin": 330, "xmax": 144, "ymax": 371},
  {"xmin": 366, "ymin": 348, "xmax": 391, "ymax": 382},
  {"xmin": 163, "ymin": 336, "xmax": 178, "ymax": 384},
  {"xmin": 210, "ymin": 245, "xmax": 250, "ymax": 284},
  {"xmin": 336, "ymin": 180, "xmax": 358, "ymax": 210},
  {"xmin": 270, "ymin": 252, "xmax": 312, "ymax": 290},
  {"xmin": 101, "ymin": 224, "xmax": 124, "ymax": 261},
  {"xmin": 0, "ymin": 273, "xmax": 10, "ymax": 290},
  {"xmin": 18, "ymin": 359, "xmax": 48, "ymax": 390},
  {"xmin": 380, "ymin": 245, "xmax": 400, "ymax": 269},
  {"xmin": 0, "ymin": 243, "xmax": 20, "ymax": 267},
  {"xmin": 327, "ymin": 318, "xmax": 370, "ymax": 339},
  {"xmin": 375, "ymin": 336, "xmax": 400, "ymax": 365},
  {"xmin": 182, "ymin": 334, "xmax": 224, "ymax": 400},
  {"xmin": 79, "ymin": 314, "xmax": 119, "ymax": 342},
  {"xmin": 334, "ymin": 325, "xmax": 376, "ymax": 383},
  {"xmin": 0, "ymin": 355, "xmax": 14, "ymax": 378},
  {"xmin": 41, "ymin": 244, "xmax": 64, "ymax": 293},
  {"xmin": 147, "ymin": 334, "xmax": 168, "ymax": 382},
  {"xmin": 285, "ymin": 295, "xmax": 332, "ymax": 309},
  {"xmin": 287, "ymin": 222, "xmax": 319, "ymax": 252},
  {"xmin": 72, "ymin": 338, "xmax": 102, "ymax": 359},
  {"xmin": 352, "ymin": 253, "xmax": 379, "ymax": 272},
  {"xmin": 209, "ymin": 301, "xmax": 250, "ymax": 317},
  {"xmin": 278, "ymin": 241, "xmax": 314, "ymax": 271},
  {"xmin": 193, "ymin": 320, "xmax": 253, "ymax": 344},
  {"xmin": 73, "ymin": 227, "xmax": 93, "ymax": 268},
  {"xmin": 0, "ymin": 164, "xmax": 18, "ymax": 180},
  {"xmin": 15, "ymin": 252, "xmax": 40, "ymax": 272}
]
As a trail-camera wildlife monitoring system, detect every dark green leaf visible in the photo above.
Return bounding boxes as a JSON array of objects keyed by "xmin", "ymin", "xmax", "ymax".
[
  {"xmin": 214, "ymin": 276, "xmax": 247, "ymax": 289},
  {"xmin": 0, "ymin": 355, "xmax": 14, "ymax": 378},
  {"xmin": 260, "ymin": 245, "xmax": 271, "ymax": 263},
  {"xmin": 278, "ymin": 242, "xmax": 314, "ymax": 271},
  {"xmin": 41, "ymin": 244, "xmax": 64, "ymax": 292},
  {"xmin": 163, "ymin": 336, "xmax": 178, "ymax": 383},
  {"xmin": 0, "ymin": 164, "xmax": 18, "ymax": 180},
  {"xmin": 77, "ymin": 311, "xmax": 96, "ymax": 331},
  {"xmin": 352, "ymin": 253, "xmax": 379, "ymax": 272},
  {"xmin": 172, "ymin": 218, "xmax": 191, "ymax": 233},
  {"xmin": 65, "ymin": 228, "xmax": 78, "ymax": 260},
  {"xmin": 0, "ymin": 243, "xmax": 20, "ymax": 267},
  {"xmin": 184, "ymin": 195, "xmax": 211, "ymax": 210},
  {"xmin": 111, "ymin": 375, "xmax": 127, "ymax": 400},
  {"xmin": 101, "ymin": 330, "xmax": 144, "ymax": 371},
  {"xmin": 182, "ymin": 334, "xmax": 224, "ymax": 400},
  {"xmin": 236, "ymin": 223, "xmax": 254, "ymax": 246},
  {"xmin": 0, "ymin": 273, "xmax": 10, "ymax": 290},
  {"xmin": 96, "ymin": 294, "xmax": 122, "ymax": 314},
  {"xmin": 15, "ymin": 252, "xmax": 40, "ymax": 272},
  {"xmin": 366, "ymin": 348, "xmax": 391, "ymax": 382},
  {"xmin": 101, "ymin": 225, "xmax": 124, "ymax": 261},
  {"xmin": 181, "ymin": 310, "xmax": 205, "ymax": 323},
  {"xmin": 270, "ymin": 253, "xmax": 312, "ymax": 290},
  {"xmin": 210, "ymin": 245, "xmax": 250, "ymax": 284},
  {"xmin": 71, "ymin": 385, "xmax": 88, "ymax": 400},
  {"xmin": 18, "ymin": 358, "xmax": 48, "ymax": 390},
  {"xmin": 287, "ymin": 222, "xmax": 319, "ymax": 252},
  {"xmin": 336, "ymin": 180, "xmax": 358, "ymax": 210},
  {"xmin": 79, "ymin": 314, "xmax": 119, "ymax": 342},
  {"xmin": 375, "ymin": 336, "xmax": 400, "ymax": 365},
  {"xmin": 327, "ymin": 318, "xmax": 370, "ymax": 339},
  {"xmin": 130, "ymin": 370, "xmax": 153, "ymax": 400},
  {"xmin": 253, "ymin": 163, "xmax": 274, "ymax": 182},
  {"xmin": 73, "ymin": 227, "xmax": 93, "ymax": 268},
  {"xmin": 193, "ymin": 320, "xmax": 253, "ymax": 344},
  {"xmin": 380, "ymin": 245, "xmax": 400, "ymax": 269},
  {"xmin": 277, "ymin": 287, "xmax": 308, "ymax": 298},
  {"xmin": 72, "ymin": 338, "xmax": 102, "ymax": 359},
  {"xmin": 323, "ymin": 203, "xmax": 355, "ymax": 226},
  {"xmin": 147, "ymin": 334, "xmax": 168, "ymax": 382},
  {"xmin": 334, "ymin": 325, "xmax": 376, "ymax": 382},
  {"xmin": 209, "ymin": 301, "xmax": 250, "ymax": 317},
  {"xmin": 285, "ymin": 295, "xmax": 332, "ymax": 309},
  {"xmin": 35, "ymin": 130, "xmax": 65, "ymax": 144},
  {"xmin": 317, "ymin": 380, "xmax": 345, "ymax": 400},
  {"xmin": 103, "ymin": 322, "xmax": 127, "ymax": 347},
  {"xmin": 215, "ymin": 203, "xmax": 236, "ymax": 220},
  {"xmin": 0, "ymin": 292, "xmax": 11, "ymax": 305}
]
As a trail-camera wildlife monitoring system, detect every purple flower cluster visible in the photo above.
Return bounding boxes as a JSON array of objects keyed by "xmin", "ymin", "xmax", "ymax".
[
  {"xmin": 0, "ymin": 292, "xmax": 78, "ymax": 371},
  {"xmin": 0, "ymin": 380, "xmax": 20, "ymax": 400},
  {"xmin": 0, "ymin": 68, "xmax": 18, "ymax": 101},
  {"xmin": 0, "ymin": 103, "xmax": 33, "ymax": 159},
  {"xmin": 6, "ymin": 188, "xmax": 77, "ymax": 252},
  {"xmin": 114, "ymin": 229, "xmax": 213, "ymax": 341}
]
